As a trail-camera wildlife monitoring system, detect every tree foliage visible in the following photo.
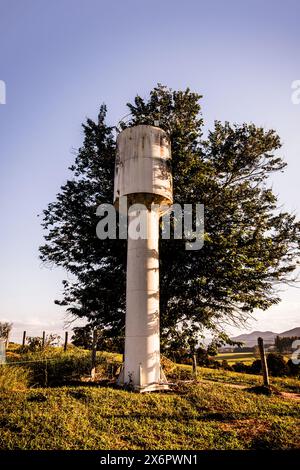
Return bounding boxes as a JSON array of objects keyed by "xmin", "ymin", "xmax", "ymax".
[
  {"xmin": 25, "ymin": 334, "xmax": 61, "ymax": 352},
  {"xmin": 72, "ymin": 325, "xmax": 123, "ymax": 353},
  {"xmin": 275, "ymin": 335, "xmax": 300, "ymax": 353},
  {"xmin": 40, "ymin": 85, "xmax": 300, "ymax": 343},
  {"xmin": 0, "ymin": 322, "xmax": 12, "ymax": 343}
]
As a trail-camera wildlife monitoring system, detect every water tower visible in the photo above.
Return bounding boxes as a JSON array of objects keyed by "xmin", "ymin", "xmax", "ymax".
[{"xmin": 114, "ymin": 125, "xmax": 173, "ymax": 392}]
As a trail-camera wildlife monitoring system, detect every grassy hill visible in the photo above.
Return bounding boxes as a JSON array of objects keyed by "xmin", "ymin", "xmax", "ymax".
[
  {"xmin": 0, "ymin": 379, "xmax": 299, "ymax": 450},
  {"xmin": 0, "ymin": 345, "xmax": 299, "ymax": 450}
]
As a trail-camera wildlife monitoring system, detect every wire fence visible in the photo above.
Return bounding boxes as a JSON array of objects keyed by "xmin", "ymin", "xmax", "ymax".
[{"xmin": 2, "ymin": 358, "xmax": 59, "ymax": 365}]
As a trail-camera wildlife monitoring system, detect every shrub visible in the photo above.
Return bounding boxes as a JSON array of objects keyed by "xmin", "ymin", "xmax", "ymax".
[
  {"xmin": 286, "ymin": 359, "xmax": 300, "ymax": 377},
  {"xmin": 168, "ymin": 366, "xmax": 193, "ymax": 381},
  {"xmin": 221, "ymin": 359, "xmax": 233, "ymax": 371},
  {"xmin": 199, "ymin": 357, "xmax": 221, "ymax": 369},
  {"xmin": 243, "ymin": 355, "xmax": 288, "ymax": 377},
  {"xmin": 207, "ymin": 359, "xmax": 222, "ymax": 369},
  {"xmin": 232, "ymin": 362, "xmax": 251, "ymax": 373},
  {"xmin": 250, "ymin": 359, "xmax": 262, "ymax": 374},
  {"xmin": 266, "ymin": 353, "xmax": 287, "ymax": 377},
  {"xmin": 24, "ymin": 334, "xmax": 61, "ymax": 352}
]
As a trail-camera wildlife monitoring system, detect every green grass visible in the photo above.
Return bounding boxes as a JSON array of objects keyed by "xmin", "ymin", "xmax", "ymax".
[
  {"xmin": 0, "ymin": 382, "xmax": 299, "ymax": 450},
  {"xmin": 0, "ymin": 365, "xmax": 30, "ymax": 392},
  {"xmin": 172, "ymin": 364, "xmax": 300, "ymax": 393},
  {"xmin": 1, "ymin": 346, "xmax": 299, "ymax": 450}
]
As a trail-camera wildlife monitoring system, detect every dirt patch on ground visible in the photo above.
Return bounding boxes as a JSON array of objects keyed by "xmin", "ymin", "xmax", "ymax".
[
  {"xmin": 220, "ymin": 418, "xmax": 268, "ymax": 433},
  {"xmin": 280, "ymin": 391, "xmax": 300, "ymax": 402}
]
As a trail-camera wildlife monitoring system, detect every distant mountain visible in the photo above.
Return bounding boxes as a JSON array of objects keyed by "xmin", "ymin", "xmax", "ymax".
[
  {"xmin": 279, "ymin": 327, "xmax": 300, "ymax": 338},
  {"xmin": 231, "ymin": 327, "xmax": 300, "ymax": 347}
]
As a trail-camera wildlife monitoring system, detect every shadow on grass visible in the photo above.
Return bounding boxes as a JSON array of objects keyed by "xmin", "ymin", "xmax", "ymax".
[{"xmin": 245, "ymin": 385, "xmax": 281, "ymax": 396}]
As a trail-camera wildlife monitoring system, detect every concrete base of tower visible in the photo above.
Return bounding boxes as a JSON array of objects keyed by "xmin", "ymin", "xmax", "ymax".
[
  {"xmin": 134, "ymin": 382, "xmax": 170, "ymax": 393},
  {"xmin": 116, "ymin": 364, "xmax": 170, "ymax": 393}
]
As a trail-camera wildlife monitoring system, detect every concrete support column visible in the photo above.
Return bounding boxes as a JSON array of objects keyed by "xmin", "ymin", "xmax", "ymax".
[{"xmin": 123, "ymin": 206, "xmax": 163, "ymax": 391}]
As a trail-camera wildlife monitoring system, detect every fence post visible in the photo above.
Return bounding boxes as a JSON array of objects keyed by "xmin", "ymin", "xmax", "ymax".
[
  {"xmin": 22, "ymin": 331, "xmax": 26, "ymax": 348},
  {"xmin": 91, "ymin": 329, "xmax": 98, "ymax": 380},
  {"xmin": 5, "ymin": 328, "xmax": 10, "ymax": 350},
  {"xmin": 42, "ymin": 331, "xmax": 46, "ymax": 349},
  {"xmin": 0, "ymin": 340, "xmax": 6, "ymax": 364},
  {"xmin": 257, "ymin": 337, "xmax": 270, "ymax": 387},
  {"xmin": 64, "ymin": 332, "xmax": 68, "ymax": 352},
  {"xmin": 192, "ymin": 353, "xmax": 197, "ymax": 379}
]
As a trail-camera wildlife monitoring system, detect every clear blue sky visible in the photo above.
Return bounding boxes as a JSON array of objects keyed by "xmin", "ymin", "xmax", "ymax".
[{"xmin": 0, "ymin": 0, "xmax": 299, "ymax": 340}]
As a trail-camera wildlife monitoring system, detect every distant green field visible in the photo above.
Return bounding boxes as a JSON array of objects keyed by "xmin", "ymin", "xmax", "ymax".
[
  {"xmin": 213, "ymin": 352, "xmax": 291, "ymax": 365},
  {"xmin": 213, "ymin": 352, "xmax": 256, "ymax": 365}
]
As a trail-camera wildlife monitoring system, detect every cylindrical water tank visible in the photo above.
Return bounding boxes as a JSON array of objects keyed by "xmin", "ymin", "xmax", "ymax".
[{"xmin": 114, "ymin": 125, "xmax": 173, "ymax": 206}]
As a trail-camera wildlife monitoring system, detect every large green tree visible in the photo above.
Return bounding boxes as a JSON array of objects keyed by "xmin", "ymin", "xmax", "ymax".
[{"xmin": 40, "ymin": 84, "xmax": 300, "ymax": 343}]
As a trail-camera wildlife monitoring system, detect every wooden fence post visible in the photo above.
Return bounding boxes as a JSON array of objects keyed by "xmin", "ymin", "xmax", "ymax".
[
  {"xmin": 64, "ymin": 332, "xmax": 68, "ymax": 352},
  {"xmin": 91, "ymin": 329, "xmax": 98, "ymax": 380},
  {"xmin": 192, "ymin": 354, "xmax": 197, "ymax": 379},
  {"xmin": 257, "ymin": 337, "xmax": 270, "ymax": 387},
  {"xmin": 42, "ymin": 331, "xmax": 46, "ymax": 349},
  {"xmin": 22, "ymin": 331, "xmax": 26, "ymax": 348}
]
